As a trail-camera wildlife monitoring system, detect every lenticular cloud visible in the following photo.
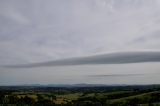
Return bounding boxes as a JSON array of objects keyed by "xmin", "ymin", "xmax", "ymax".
[{"xmin": 3, "ymin": 51, "xmax": 160, "ymax": 68}]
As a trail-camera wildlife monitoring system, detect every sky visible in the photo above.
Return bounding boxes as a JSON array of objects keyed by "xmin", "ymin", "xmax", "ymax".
[{"xmin": 0, "ymin": 0, "xmax": 160, "ymax": 85}]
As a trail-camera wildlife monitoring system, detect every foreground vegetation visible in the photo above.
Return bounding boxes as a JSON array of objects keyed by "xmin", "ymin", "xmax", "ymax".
[{"xmin": 0, "ymin": 85, "xmax": 160, "ymax": 106}]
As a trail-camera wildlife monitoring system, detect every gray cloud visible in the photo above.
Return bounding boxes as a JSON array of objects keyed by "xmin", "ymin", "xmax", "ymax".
[
  {"xmin": 3, "ymin": 51, "xmax": 160, "ymax": 68},
  {"xmin": 1, "ymin": 0, "xmax": 160, "ymax": 65},
  {"xmin": 129, "ymin": 30, "xmax": 160, "ymax": 44},
  {"xmin": 88, "ymin": 74, "xmax": 144, "ymax": 77},
  {"xmin": 1, "ymin": 0, "xmax": 160, "ymax": 85}
]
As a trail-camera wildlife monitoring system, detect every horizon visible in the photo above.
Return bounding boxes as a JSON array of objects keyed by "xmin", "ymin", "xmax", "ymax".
[{"xmin": 2, "ymin": 83, "xmax": 160, "ymax": 86}]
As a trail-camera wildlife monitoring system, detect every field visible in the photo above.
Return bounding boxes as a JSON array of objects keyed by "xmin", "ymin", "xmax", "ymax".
[{"xmin": 0, "ymin": 85, "xmax": 160, "ymax": 106}]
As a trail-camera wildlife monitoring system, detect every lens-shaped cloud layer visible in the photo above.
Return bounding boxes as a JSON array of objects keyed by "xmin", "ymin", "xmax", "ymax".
[{"xmin": 3, "ymin": 51, "xmax": 160, "ymax": 68}]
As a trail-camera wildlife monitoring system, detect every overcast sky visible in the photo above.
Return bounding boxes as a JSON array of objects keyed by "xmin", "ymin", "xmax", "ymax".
[{"xmin": 0, "ymin": 0, "xmax": 160, "ymax": 85}]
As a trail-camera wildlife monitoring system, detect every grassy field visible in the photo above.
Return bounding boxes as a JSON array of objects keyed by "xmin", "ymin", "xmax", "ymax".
[{"xmin": 0, "ymin": 85, "xmax": 160, "ymax": 106}]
